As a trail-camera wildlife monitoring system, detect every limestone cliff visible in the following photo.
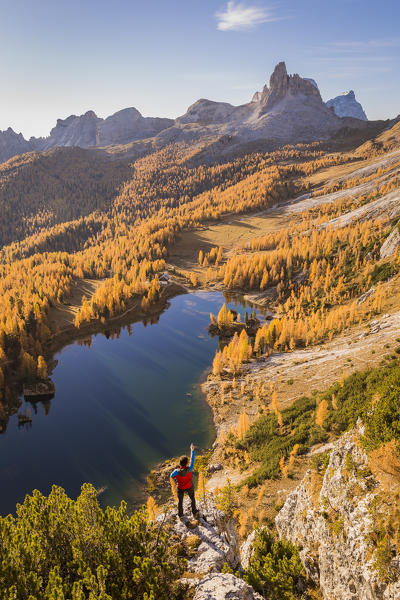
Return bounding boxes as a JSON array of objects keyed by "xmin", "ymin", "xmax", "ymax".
[
  {"xmin": 173, "ymin": 61, "xmax": 343, "ymax": 146},
  {"xmin": 276, "ymin": 423, "xmax": 400, "ymax": 599}
]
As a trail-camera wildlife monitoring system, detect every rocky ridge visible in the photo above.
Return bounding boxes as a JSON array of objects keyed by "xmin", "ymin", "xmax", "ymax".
[
  {"xmin": 0, "ymin": 127, "xmax": 34, "ymax": 163},
  {"xmin": 172, "ymin": 61, "xmax": 345, "ymax": 147},
  {"xmin": 0, "ymin": 62, "xmax": 372, "ymax": 164},
  {"xmin": 34, "ymin": 107, "xmax": 174, "ymax": 150},
  {"xmin": 276, "ymin": 423, "xmax": 400, "ymax": 599},
  {"xmin": 157, "ymin": 497, "xmax": 262, "ymax": 600}
]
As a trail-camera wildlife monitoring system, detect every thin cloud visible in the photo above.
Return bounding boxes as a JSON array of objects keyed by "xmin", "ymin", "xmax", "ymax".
[
  {"xmin": 332, "ymin": 38, "xmax": 400, "ymax": 49},
  {"xmin": 216, "ymin": 1, "xmax": 273, "ymax": 31}
]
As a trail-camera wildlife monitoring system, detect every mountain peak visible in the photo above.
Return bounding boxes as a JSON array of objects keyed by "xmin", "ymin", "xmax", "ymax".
[
  {"xmin": 326, "ymin": 90, "xmax": 367, "ymax": 121},
  {"xmin": 258, "ymin": 61, "xmax": 322, "ymax": 113},
  {"xmin": 83, "ymin": 110, "xmax": 98, "ymax": 119}
]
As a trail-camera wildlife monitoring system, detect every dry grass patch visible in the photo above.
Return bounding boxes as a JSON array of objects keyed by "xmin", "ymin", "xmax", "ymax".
[{"xmin": 48, "ymin": 278, "xmax": 102, "ymax": 329}]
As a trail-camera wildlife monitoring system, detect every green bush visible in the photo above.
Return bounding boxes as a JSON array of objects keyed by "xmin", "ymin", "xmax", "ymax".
[
  {"xmin": 243, "ymin": 528, "xmax": 305, "ymax": 599},
  {"xmin": 311, "ymin": 451, "xmax": 331, "ymax": 473},
  {"xmin": 367, "ymin": 262, "xmax": 397, "ymax": 285},
  {"xmin": 0, "ymin": 483, "xmax": 184, "ymax": 600},
  {"xmin": 238, "ymin": 396, "xmax": 327, "ymax": 487},
  {"xmin": 362, "ymin": 367, "xmax": 400, "ymax": 450}
]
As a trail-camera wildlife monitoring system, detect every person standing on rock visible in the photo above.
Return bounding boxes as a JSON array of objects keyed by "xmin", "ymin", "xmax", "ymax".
[{"xmin": 170, "ymin": 443, "xmax": 199, "ymax": 519}]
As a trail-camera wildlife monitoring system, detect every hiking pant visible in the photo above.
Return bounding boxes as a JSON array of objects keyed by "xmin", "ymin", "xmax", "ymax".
[{"xmin": 178, "ymin": 486, "xmax": 197, "ymax": 517}]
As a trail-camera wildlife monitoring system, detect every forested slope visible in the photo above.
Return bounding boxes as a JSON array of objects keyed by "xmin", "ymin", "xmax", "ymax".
[{"xmin": 0, "ymin": 122, "xmax": 399, "ymax": 438}]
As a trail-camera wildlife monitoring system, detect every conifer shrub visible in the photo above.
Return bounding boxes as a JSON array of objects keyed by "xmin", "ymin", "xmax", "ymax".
[
  {"xmin": 0, "ymin": 483, "xmax": 184, "ymax": 600},
  {"xmin": 243, "ymin": 528, "xmax": 305, "ymax": 600},
  {"xmin": 238, "ymin": 397, "xmax": 328, "ymax": 486}
]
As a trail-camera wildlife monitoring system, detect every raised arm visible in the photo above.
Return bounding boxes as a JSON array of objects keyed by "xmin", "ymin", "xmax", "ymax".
[{"xmin": 189, "ymin": 443, "xmax": 195, "ymax": 472}]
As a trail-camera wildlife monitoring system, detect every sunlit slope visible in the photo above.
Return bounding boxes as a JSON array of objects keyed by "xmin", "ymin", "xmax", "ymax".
[{"xmin": 0, "ymin": 121, "xmax": 398, "ymax": 431}]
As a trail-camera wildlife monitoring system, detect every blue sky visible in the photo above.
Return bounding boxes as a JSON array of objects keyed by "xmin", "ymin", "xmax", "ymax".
[{"xmin": 1, "ymin": 0, "xmax": 399, "ymax": 137}]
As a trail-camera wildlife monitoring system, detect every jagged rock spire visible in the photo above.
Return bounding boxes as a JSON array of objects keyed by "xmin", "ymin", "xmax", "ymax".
[{"xmin": 259, "ymin": 61, "xmax": 322, "ymax": 113}]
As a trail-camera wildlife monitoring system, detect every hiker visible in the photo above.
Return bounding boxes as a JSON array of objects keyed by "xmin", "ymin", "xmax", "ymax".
[{"xmin": 170, "ymin": 443, "xmax": 198, "ymax": 518}]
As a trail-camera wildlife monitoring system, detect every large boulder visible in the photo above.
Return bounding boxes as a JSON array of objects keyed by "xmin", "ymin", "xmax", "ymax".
[{"xmin": 193, "ymin": 573, "xmax": 263, "ymax": 600}]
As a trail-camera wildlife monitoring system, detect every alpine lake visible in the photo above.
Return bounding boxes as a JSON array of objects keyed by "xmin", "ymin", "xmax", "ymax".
[{"xmin": 0, "ymin": 291, "xmax": 264, "ymax": 516}]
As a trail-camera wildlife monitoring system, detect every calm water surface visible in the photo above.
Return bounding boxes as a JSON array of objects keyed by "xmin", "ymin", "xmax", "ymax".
[{"xmin": 0, "ymin": 292, "xmax": 259, "ymax": 515}]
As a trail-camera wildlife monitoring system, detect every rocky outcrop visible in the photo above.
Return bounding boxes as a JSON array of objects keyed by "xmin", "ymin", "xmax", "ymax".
[
  {"xmin": 173, "ymin": 61, "xmax": 345, "ymax": 149},
  {"xmin": 176, "ymin": 99, "xmax": 236, "ymax": 125},
  {"xmin": 159, "ymin": 497, "xmax": 240, "ymax": 575},
  {"xmin": 258, "ymin": 62, "xmax": 322, "ymax": 114},
  {"xmin": 36, "ymin": 111, "xmax": 100, "ymax": 149},
  {"xmin": 158, "ymin": 497, "xmax": 264, "ymax": 599},
  {"xmin": 98, "ymin": 108, "xmax": 172, "ymax": 145},
  {"xmin": 276, "ymin": 423, "xmax": 400, "ymax": 599},
  {"xmin": 326, "ymin": 91, "xmax": 367, "ymax": 121},
  {"xmin": 0, "ymin": 127, "xmax": 34, "ymax": 163},
  {"xmin": 380, "ymin": 227, "xmax": 400, "ymax": 259},
  {"xmin": 240, "ymin": 528, "xmax": 263, "ymax": 570},
  {"xmin": 193, "ymin": 573, "xmax": 263, "ymax": 600},
  {"xmin": 34, "ymin": 108, "xmax": 173, "ymax": 150},
  {"xmin": 304, "ymin": 78, "xmax": 319, "ymax": 90}
]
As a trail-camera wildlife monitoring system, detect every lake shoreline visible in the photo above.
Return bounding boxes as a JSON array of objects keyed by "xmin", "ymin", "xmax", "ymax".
[
  {"xmin": 48, "ymin": 280, "xmax": 189, "ymax": 360},
  {"xmin": 1, "ymin": 290, "xmax": 236, "ymax": 516},
  {"xmin": 0, "ymin": 280, "xmax": 190, "ymax": 434},
  {"xmin": 1, "ymin": 283, "xmax": 264, "ymax": 515}
]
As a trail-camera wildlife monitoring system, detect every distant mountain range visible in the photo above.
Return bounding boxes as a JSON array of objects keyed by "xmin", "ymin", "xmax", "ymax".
[{"xmin": 0, "ymin": 62, "xmax": 375, "ymax": 164}]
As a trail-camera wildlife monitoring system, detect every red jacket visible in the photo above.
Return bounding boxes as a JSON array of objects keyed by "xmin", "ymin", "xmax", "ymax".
[{"xmin": 171, "ymin": 450, "xmax": 195, "ymax": 490}]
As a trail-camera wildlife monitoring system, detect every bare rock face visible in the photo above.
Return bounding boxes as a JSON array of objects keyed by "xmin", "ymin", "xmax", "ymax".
[
  {"xmin": 98, "ymin": 108, "xmax": 173, "ymax": 145},
  {"xmin": 380, "ymin": 227, "xmax": 400, "ymax": 259},
  {"xmin": 158, "ymin": 497, "xmax": 240, "ymax": 575},
  {"xmin": 174, "ymin": 61, "xmax": 343, "ymax": 148},
  {"xmin": 0, "ymin": 61, "xmax": 371, "ymax": 164},
  {"xmin": 304, "ymin": 78, "xmax": 319, "ymax": 90},
  {"xmin": 193, "ymin": 573, "xmax": 263, "ymax": 600},
  {"xmin": 0, "ymin": 127, "xmax": 34, "ymax": 163},
  {"xmin": 176, "ymin": 99, "xmax": 236, "ymax": 125},
  {"xmin": 158, "ymin": 496, "xmax": 263, "ymax": 600},
  {"xmin": 240, "ymin": 527, "xmax": 267, "ymax": 570},
  {"xmin": 326, "ymin": 90, "xmax": 367, "ymax": 121},
  {"xmin": 34, "ymin": 108, "xmax": 174, "ymax": 150},
  {"xmin": 36, "ymin": 111, "xmax": 101, "ymax": 150},
  {"xmin": 258, "ymin": 61, "xmax": 322, "ymax": 114},
  {"xmin": 276, "ymin": 423, "xmax": 400, "ymax": 599}
]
